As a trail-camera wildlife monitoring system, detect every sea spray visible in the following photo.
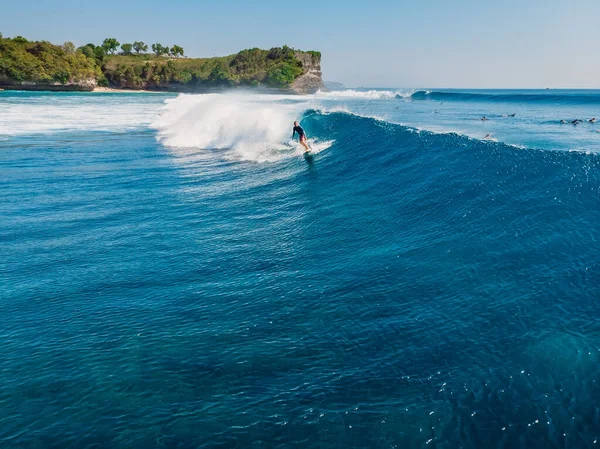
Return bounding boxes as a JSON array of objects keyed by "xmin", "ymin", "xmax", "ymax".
[{"xmin": 152, "ymin": 92, "xmax": 333, "ymax": 162}]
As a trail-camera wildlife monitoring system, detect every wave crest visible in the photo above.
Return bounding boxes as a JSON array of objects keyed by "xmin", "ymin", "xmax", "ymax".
[{"xmin": 316, "ymin": 89, "xmax": 415, "ymax": 100}]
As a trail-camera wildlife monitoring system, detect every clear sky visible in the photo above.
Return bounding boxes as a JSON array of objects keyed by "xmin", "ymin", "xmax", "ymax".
[{"xmin": 2, "ymin": 0, "xmax": 599, "ymax": 88}]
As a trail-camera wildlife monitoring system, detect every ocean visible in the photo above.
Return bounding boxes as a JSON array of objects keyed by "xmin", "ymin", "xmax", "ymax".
[{"xmin": 1, "ymin": 89, "xmax": 599, "ymax": 448}]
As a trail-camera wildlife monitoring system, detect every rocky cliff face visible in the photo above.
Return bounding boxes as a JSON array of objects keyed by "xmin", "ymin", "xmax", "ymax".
[
  {"xmin": 0, "ymin": 74, "xmax": 97, "ymax": 91},
  {"xmin": 291, "ymin": 52, "xmax": 324, "ymax": 95}
]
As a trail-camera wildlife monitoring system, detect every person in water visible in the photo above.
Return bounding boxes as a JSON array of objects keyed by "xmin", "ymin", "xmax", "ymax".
[
  {"xmin": 590, "ymin": 118, "xmax": 597, "ymax": 123},
  {"xmin": 292, "ymin": 121, "xmax": 310, "ymax": 152}
]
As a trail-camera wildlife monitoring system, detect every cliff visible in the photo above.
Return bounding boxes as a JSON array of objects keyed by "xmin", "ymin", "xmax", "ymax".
[
  {"xmin": 0, "ymin": 35, "xmax": 323, "ymax": 95},
  {"xmin": 0, "ymin": 74, "xmax": 96, "ymax": 91},
  {"xmin": 289, "ymin": 52, "xmax": 324, "ymax": 94}
]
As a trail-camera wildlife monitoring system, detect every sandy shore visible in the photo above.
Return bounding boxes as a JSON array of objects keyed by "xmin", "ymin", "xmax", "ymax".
[{"xmin": 93, "ymin": 87, "xmax": 162, "ymax": 93}]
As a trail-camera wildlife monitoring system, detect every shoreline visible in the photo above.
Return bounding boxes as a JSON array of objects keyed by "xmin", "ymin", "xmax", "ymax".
[{"xmin": 92, "ymin": 87, "xmax": 163, "ymax": 93}]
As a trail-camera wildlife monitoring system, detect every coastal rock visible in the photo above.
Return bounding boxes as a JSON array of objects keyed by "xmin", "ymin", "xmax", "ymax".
[
  {"xmin": 291, "ymin": 52, "xmax": 324, "ymax": 94},
  {"xmin": 0, "ymin": 75, "xmax": 97, "ymax": 91}
]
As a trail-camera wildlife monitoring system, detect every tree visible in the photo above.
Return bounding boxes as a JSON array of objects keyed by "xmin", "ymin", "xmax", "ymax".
[
  {"xmin": 94, "ymin": 46, "xmax": 107, "ymax": 64},
  {"xmin": 208, "ymin": 62, "xmax": 232, "ymax": 86},
  {"xmin": 133, "ymin": 41, "xmax": 147, "ymax": 54},
  {"xmin": 170, "ymin": 45, "xmax": 184, "ymax": 58},
  {"xmin": 152, "ymin": 43, "xmax": 167, "ymax": 57},
  {"xmin": 62, "ymin": 41, "xmax": 76, "ymax": 54},
  {"xmin": 78, "ymin": 43, "xmax": 95, "ymax": 58},
  {"xmin": 102, "ymin": 38, "xmax": 120, "ymax": 54},
  {"xmin": 121, "ymin": 43, "xmax": 133, "ymax": 55}
]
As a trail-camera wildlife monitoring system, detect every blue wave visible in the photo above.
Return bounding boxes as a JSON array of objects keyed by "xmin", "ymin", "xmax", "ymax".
[
  {"xmin": 410, "ymin": 89, "xmax": 600, "ymax": 105},
  {"xmin": 302, "ymin": 109, "xmax": 594, "ymax": 157},
  {"xmin": 297, "ymin": 110, "xmax": 600, "ymax": 238}
]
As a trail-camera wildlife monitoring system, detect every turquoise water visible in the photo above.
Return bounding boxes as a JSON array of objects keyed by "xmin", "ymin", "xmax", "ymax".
[{"xmin": 1, "ymin": 90, "xmax": 599, "ymax": 448}]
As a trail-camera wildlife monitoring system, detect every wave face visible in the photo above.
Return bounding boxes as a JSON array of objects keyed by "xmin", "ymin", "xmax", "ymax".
[
  {"xmin": 410, "ymin": 89, "xmax": 600, "ymax": 105},
  {"xmin": 313, "ymin": 89, "xmax": 600, "ymax": 153},
  {"xmin": 2, "ymin": 90, "xmax": 600, "ymax": 449}
]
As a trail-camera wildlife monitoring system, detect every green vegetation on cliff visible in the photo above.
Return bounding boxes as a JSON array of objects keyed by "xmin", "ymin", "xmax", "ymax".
[
  {"xmin": 0, "ymin": 35, "xmax": 100, "ymax": 84},
  {"xmin": 102, "ymin": 45, "xmax": 312, "ymax": 89},
  {"xmin": 0, "ymin": 33, "xmax": 321, "ymax": 91}
]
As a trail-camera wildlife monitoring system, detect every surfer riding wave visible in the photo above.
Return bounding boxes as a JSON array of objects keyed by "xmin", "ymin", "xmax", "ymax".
[{"xmin": 292, "ymin": 121, "xmax": 310, "ymax": 152}]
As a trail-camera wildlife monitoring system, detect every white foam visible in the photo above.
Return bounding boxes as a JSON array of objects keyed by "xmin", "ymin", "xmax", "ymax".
[
  {"xmin": 0, "ymin": 93, "xmax": 165, "ymax": 136},
  {"xmin": 151, "ymin": 92, "xmax": 333, "ymax": 162},
  {"xmin": 316, "ymin": 89, "xmax": 415, "ymax": 100}
]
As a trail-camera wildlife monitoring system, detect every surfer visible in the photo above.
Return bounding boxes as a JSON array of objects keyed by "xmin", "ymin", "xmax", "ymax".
[
  {"xmin": 560, "ymin": 119, "xmax": 567, "ymax": 124},
  {"xmin": 589, "ymin": 118, "xmax": 597, "ymax": 123},
  {"xmin": 292, "ymin": 121, "xmax": 310, "ymax": 152},
  {"xmin": 481, "ymin": 116, "xmax": 488, "ymax": 121}
]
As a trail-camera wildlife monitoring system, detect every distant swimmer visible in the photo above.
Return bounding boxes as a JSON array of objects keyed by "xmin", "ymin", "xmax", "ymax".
[
  {"xmin": 508, "ymin": 113, "xmax": 516, "ymax": 117},
  {"xmin": 560, "ymin": 119, "xmax": 567, "ymax": 124},
  {"xmin": 481, "ymin": 116, "xmax": 488, "ymax": 121},
  {"xmin": 572, "ymin": 119, "xmax": 580, "ymax": 125},
  {"xmin": 589, "ymin": 118, "xmax": 597, "ymax": 123},
  {"xmin": 292, "ymin": 121, "xmax": 310, "ymax": 152}
]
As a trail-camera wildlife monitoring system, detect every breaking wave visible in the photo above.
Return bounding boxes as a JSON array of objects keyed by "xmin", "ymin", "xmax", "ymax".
[{"xmin": 151, "ymin": 93, "xmax": 334, "ymax": 162}]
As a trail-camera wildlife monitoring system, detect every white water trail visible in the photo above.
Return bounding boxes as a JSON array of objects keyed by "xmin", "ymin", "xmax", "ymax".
[
  {"xmin": 0, "ymin": 93, "xmax": 165, "ymax": 136},
  {"xmin": 152, "ymin": 92, "xmax": 334, "ymax": 162}
]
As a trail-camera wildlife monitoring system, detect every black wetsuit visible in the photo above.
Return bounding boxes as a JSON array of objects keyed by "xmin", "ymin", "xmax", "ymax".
[{"xmin": 292, "ymin": 125, "xmax": 306, "ymax": 139}]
